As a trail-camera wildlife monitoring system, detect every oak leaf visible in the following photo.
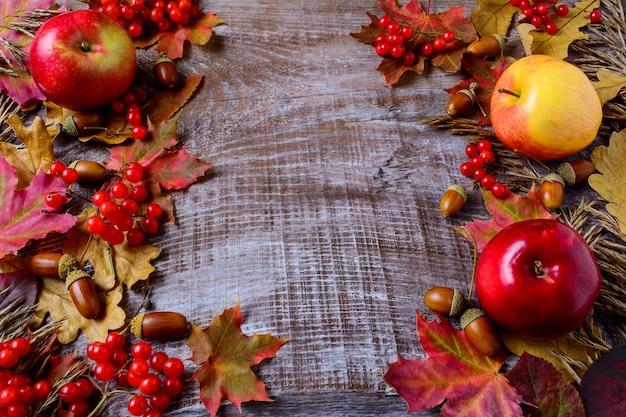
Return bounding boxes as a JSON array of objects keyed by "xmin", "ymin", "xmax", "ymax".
[
  {"xmin": 33, "ymin": 278, "xmax": 126, "ymax": 343},
  {"xmin": 518, "ymin": 0, "xmax": 600, "ymax": 59},
  {"xmin": 134, "ymin": 11, "xmax": 224, "ymax": 59},
  {"xmin": 589, "ymin": 129, "xmax": 626, "ymax": 236},
  {"xmin": 470, "ymin": 0, "xmax": 518, "ymax": 37},
  {"xmin": 502, "ymin": 330, "xmax": 604, "ymax": 383},
  {"xmin": 384, "ymin": 311, "xmax": 524, "ymax": 416},
  {"xmin": 350, "ymin": 0, "xmax": 477, "ymax": 85},
  {"xmin": 62, "ymin": 207, "xmax": 162, "ymax": 290},
  {"xmin": 445, "ymin": 55, "xmax": 510, "ymax": 123},
  {"xmin": 1, "ymin": 114, "xmax": 56, "ymax": 188},
  {"xmin": 104, "ymin": 116, "xmax": 213, "ymax": 218},
  {"xmin": 579, "ymin": 346, "xmax": 626, "ymax": 417},
  {"xmin": 506, "ymin": 352, "xmax": 585, "ymax": 417},
  {"xmin": 457, "ymin": 184, "xmax": 557, "ymax": 252},
  {"xmin": 592, "ymin": 69, "xmax": 626, "ymax": 105},
  {"xmin": 187, "ymin": 301, "xmax": 289, "ymax": 417},
  {"xmin": 0, "ymin": 154, "xmax": 75, "ymax": 258}
]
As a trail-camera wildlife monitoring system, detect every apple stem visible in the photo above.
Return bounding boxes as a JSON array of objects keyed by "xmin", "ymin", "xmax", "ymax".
[
  {"xmin": 80, "ymin": 40, "xmax": 92, "ymax": 53},
  {"xmin": 498, "ymin": 88, "xmax": 521, "ymax": 98},
  {"xmin": 534, "ymin": 260, "xmax": 544, "ymax": 277}
]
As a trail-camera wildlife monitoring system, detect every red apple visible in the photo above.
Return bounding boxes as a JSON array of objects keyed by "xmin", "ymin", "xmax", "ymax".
[
  {"xmin": 490, "ymin": 54, "xmax": 602, "ymax": 161},
  {"xmin": 29, "ymin": 9, "xmax": 136, "ymax": 111},
  {"xmin": 475, "ymin": 219, "xmax": 601, "ymax": 340}
]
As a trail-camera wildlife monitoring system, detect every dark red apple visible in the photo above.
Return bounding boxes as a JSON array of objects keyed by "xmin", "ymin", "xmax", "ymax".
[
  {"xmin": 29, "ymin": 9, "xmax": 136, "ymax": 111},
  {"xmin": 475, "ymin": 219, "xmax": 601, "ymax": 340}
]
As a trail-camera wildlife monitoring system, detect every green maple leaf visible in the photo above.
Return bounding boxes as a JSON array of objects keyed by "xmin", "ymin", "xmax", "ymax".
[
  {"xmin": 457, "ymin": 184, "xmax": 557, "ymax": 253},
  {"xmin": 187, "ymin": 301, "xmax": 289, "ymax": 417},
  {"xmin": 350, "ymin": 0, "xmax": 477, "ymax": 84},
  {"xmin": 385, "ymin": 311, "xmax": 525, "ymax": 416}
]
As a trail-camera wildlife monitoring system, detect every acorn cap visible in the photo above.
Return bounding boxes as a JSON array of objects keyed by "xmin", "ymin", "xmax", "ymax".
[
  {"xmin": 61, "ymin": 115, "xmax": 79, "ymax": 137},
  {"xmin": 460, "ymin": 308, "xmax": 486, "ymax": 329},
  {"xmin": 449, "ymin": 289, "xmax": 467, "ymax": 317},
  {"xmin": 446, "ymin": 184, "xmax": 467, "ymax": 202},
  {"xmin": 556, "ymin": 162, "xmax": 577, "ymax": 187},
  {"xmin": 541, "ymin": 172, "xmax": 565, "ymax": 187},
  {"xmin": 130, "ymin": 313, "xmax": 145, "ymax": 339},
  {"xmin": 58, "ymin": 254, "xmax": 79, "ymax": 280},
  {"xmin": 65, "ymin": 269, "xmax": 91, "ymax": 289},
  {"xmin": 154, "ymin": 54, "xmax": 175, "ymax": 67}
]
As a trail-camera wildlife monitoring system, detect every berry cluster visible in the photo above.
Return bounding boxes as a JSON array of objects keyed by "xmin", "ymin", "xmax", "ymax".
[
  {"xmin": 110, "ymin": 90, "xmax": 149, "ymax": 141},
  {"xmin": 96, "ymin": 0, "xmax": 204, "ymax": 38},
  {"xmin": 374, "ymin": 15, "xmax": 458, "ymax": 64},
  {"xmin": 509, "ymin": 0, "xmax": 602, "ymax": 35},
  {"xmin": 64, "ymin": 332, "xmax": 185, "ymax": 417},
  {"xmin": 458, "ymin": 139, "xmax": 508, "ymax": 198},
  {"xmin": 86, "ymin": 162, "xmax": 164, "ymax": 246},
  {"xmin": 0, "ymin": 338, "xmax": 53, "ymax": 417}
]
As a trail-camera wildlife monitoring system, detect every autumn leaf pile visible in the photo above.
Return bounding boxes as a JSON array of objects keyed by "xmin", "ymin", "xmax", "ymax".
[
  {"xmin": 1, "ymin": 1, "xmax": 290, "ymax": 416},
  {"xmin": 352, "ymin": 0, "xmax": 626, "ymax": 416}
]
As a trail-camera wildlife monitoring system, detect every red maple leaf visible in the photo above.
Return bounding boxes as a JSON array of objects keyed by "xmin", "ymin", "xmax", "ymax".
[
  {"xmin": 384, "ymin": 311, "xmax": 525, "ymax": 417},
  {"xmin": 445, "ymin": 55, "xmax": 510, "ymax": 124},
  {"xmin": 350, "ymin": 0, "xmax": 477, "ymax": 84},
  {"xmin": 187, "ymin": 301, "xmax": 289, "ymax": 417},
  {"xmin": 0, "ymin": 155, "xmax": 76, "ymax": 258},
  {"xmin": 457, "ymin": 185, "xmax": 557, "ymax": 253}
]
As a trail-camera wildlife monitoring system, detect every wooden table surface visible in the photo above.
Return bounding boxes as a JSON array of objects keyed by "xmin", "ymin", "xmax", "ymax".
[{"xmin": 33, "ymin": 0, "xmax": 569, "ymax": 415}]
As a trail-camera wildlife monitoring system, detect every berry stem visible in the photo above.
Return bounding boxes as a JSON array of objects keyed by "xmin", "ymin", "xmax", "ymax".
[{"xmin": 497, "ymin": 88, "xmax": 521, "ymax": 98}]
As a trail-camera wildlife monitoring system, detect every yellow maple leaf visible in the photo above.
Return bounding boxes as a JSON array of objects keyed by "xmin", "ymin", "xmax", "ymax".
[
  {"xmin": 589, "ymin": 129, "xmax": 626, "ymax": 236},
  {"xmin": 32, "ymin": 279, "xmax": 126, "ymax": 343},
  {"xmin": 62, "ymin": 208, "xmax": 162, "ymax": 290},
  {"xmin": 471, "ymin": 0, "xmax": 518, "ymax": 37},
  {"xmin": 592, "ymin": 69, "xmax": 626, "ymax": 105},
  {"xmin": 518, "ymin": 0, "xmax": 600, "ymax": 59},
  {"xmin": 0, "ymin": 114, "xmax": 56, "ymax": 189}
]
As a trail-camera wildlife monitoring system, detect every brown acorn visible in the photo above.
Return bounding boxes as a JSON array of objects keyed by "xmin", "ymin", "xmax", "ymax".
[
  {"xmin": 446, "ymin": 86, "xmax": 477, "ymax": 117},
  {"xmin": 539, "ymin": 173, "xmax": 565, "ymax": 210},
  {"xmin": 130, "ymin": 311, "xmax": 188, "ymax": 341},
  {"xmin": 460, "ymin": 308, "xmax": 502, "ymax": 356},
  {"xmin": 439, "ymin": 185, "xmax": 467, "ymax": 217},
  {"xmin": 71, "ymin": 160, "xmax": 108, "ymax": 183},
  {"xmin": 424, "ymin": 286, "xmax": 466, "ymax": 317},
  {"xmin": 27, "ymin": 253, "xmax": 63, "ymax": 278},
  {"xmin": 464, "ymin": 34, "xmax": 505, "ymax": 58},
  {"xmin": 66, "ymin": 270, "xmax": 101, "ymax": 319},
  {"xmin": 153, "ymin": 55, "xmax": 179, "ymax": 88},
  {"xmin": 557, "ymin": 159, "xmax": 596, "ymax": 186},
  {"xmin": 61, "ymin": 111, "xmax": 106, "ymax": 137}
]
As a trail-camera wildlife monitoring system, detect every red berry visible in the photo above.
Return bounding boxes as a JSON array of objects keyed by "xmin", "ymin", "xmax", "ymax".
[
  {"xmin": 124, "ymin": 162, "xmax": 144, "ymax": 183},
  {"xmin": 49, "ymin": 160, "xmax": 66, "ymax": 176},
  {"xmin": 131, "ymin": 125, "xmax": 148, "ymax": 140},
  {"xmin": 45, "ymin": 192, "xmax": 65, "ymax": 210},
  {"xmin": 127, "ymin": 21, "xmax": 143, "ymax": 38},
  {"xmin": 386, "ymin": 21, "xmax": 401, "ymax": 34},
  {"xmin": 111, "ymin": 181, "xmax": 130, "ymax": 199},
  {"xmin": 75, "ymin": 378, "xmax": 94, "ymax": 399},
  {"xmin": 131, "ymin": 184, "xmax": 149, "ymax": 202},
  {"xmin": 110, "ymin": 99, "xmax": 127, "ymax": 114},
  {"xmin": 480, "ymin": 174, "xmax": 496, "ymax": 190},
  {"xmin": 94, "ymin": 361, "xmax": 116, "ymax": 382},
  {"xmin": 0, "ymin": 348, "xmax": 18, "ymax": 368},
  {"xmin": 473, "ymin": 167, "xmax": 487, "ymax": 181},
  {"xmin": 556, "ymin": 4, "xmax": 569, "ymax": 16},
  {"xmin": 479, "ymin": 150, "xmax": 496, "ymax": 165},
  {"xmin": 141, "ymin": 215, "xmax": 160, "ymax": 234},
  {"xmin": 132, "ymin": 341, "xmax": 153, "ymax": 360},
  {"xmin": 139, "ymin": 374, "xmax": 161, "ymax": 396},
  {"xmin": 400, "ymin": 25, "xmax": 414, "ymax": 40},
  {"xmin": 465, "ymin": 143, "xmax": 479, "ymax": 158},
  {"xmin": 535, "ymin": 2, "xmax": 550, "ymax": 15},
  {"xmin": 421, "ymin": 42, "xmax": 434, "ymax": 56},
  {"xmin": 68, "ymin": 399, "xmax": 89, "ymax": 417},
  {"xmin": 545, "ymin": 21, "xmax": 558, "ymax": 35},
  {"xmin": 378, "ymin": 15, "xmax": 392, "ymax": 27},
  {"xmin": 375, "ymin": 41, "xmax": 391, "ymax": 56},
  {"xmin": 86, "ymin": 215, "xmax": 106, "ymax": 235},
  {"xmin": 120, "ymin": 198, "xmax": 139, "ymax": 215},
  {"xmin": 477, "ymin": 139, "xmax": 492, "ymax": 152},
  {"xmin": 149, "ymin": 390, "xmax": 170, "ymax": 410},
  {"xmin": 403, "ymin": 51, "xmax": 417, "ymax": 66},
  {"xmin": 162, "ymin": 376, "xmax": 182, "ymax": 396},
  {"xmin": 9, "ymin": 339, "xmax": 30, "ymax": 358},
  {"xmin": 522, "ymin": 7, "xmax": 534, "ymax": 18},
  {"xmin": 127, "ymin": 394, "xmax": 149, "ymax": 416},
  {"xmin": 126, "ymin": 228, "xmax": 146, "ymax": 246},
  {"xmin": 33, "ymin": 380, "xmax": 51, "ymax": 400},
  {"xmin": 60, "ymin": 167, "xmax": 79, "ymax": 184},
  {"xmin": 432, "ymin": 37, "xmax": 446, "ymax": 51},
  {"xmin": 162, "ymin": 357, "xmax": 184, "ymax": 377},
  {"xmin": 491, "ymin": 182, "xmax": 509, "ymax": 198},
  {"xmin": 390, "ymin": 44, "xmax": 406, "ymax": 58},
  {"xmin": 150, "ymin": 352, "xmax": 168, "ymax": 372},
  {"xmin": 459, "ymin": 161, "xmax": 474, "ymax": 177},
  {"xmin": 589, "ymin": 8, "xmax": 601, "ymax": 23},
  {"xmin": 99, "ymin": 200, "xmax": 120, "ymax": 221},
  {"xmin": 530, "ymin": 14, "xmax": 543, "ymax": 27},
  {"xmin": 59, "ymin": 382, "xmax": 82, "ymax": 403},
  {"xmin": 92, "ymin": 190, "xmax": 111, "ymax": 206},
  {"xmin": 386, "ymin": 34, "xmax": 403, "ymax": 46},
  {"xmin": 442, "ymin": 30, "xmax": 455, "ymax": 43},
  {"xmin": 86, "ymin": 342, "xmax": 112, "ymax": 363}
]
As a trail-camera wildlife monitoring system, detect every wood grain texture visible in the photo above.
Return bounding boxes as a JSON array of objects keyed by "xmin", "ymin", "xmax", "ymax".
[{"xmin": 56, "ymin": 0, "xmax": 500, "ymax": 415}]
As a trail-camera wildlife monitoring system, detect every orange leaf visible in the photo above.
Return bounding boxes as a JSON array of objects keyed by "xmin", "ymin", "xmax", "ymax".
[{"xmin": 144, "ymin": 75, "xmax": 204, "ymax": 124}]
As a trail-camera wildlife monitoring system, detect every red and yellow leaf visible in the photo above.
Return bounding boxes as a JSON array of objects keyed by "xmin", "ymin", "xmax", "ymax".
[
  {"xmin": 457, "ymin": 184, "xmax": 557, "ymax": 252},
  {"xmin": 384, "ymin": 311, "xmax": 524, "ymax": 416},
  {"xmin": 187, "ymin": 301, "xmax": 289, "ymax": 417}
]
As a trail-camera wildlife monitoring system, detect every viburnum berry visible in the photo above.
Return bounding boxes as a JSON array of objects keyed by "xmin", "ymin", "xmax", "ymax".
[
  {"xmin": 477, "ymin": 139, "xmax": 493, "ymax": 152},
  {"xmin": 141, "ymin": 215, "xmax": 160, "ymax": 234},
  {"xmin": 386, "ymin": 34, "xmax": 403, "ymax": 45},
  {"xmin": 111, "ymin": 181, "xmax": 130, "ymax": 199},
  {"xmin": 131, "ymin": 125, "xmax": 148, "ymax": 140},
  {"xmin": 545, "ymin": 21, "xmax": 558, "ymax": 35},
  {"xmin": 139, "ymin": 374, "xmax": 161, "ymax": 396},
  {"xmin": 403, "ymin": 51, "xmax": 417, "ymax": 66},
  {"xmin": 92, "ymin": 190, "xmax": 111, "ymax": 206},
  {"xmin": 375, "ymin": 42, "xmax": 391, "ymax": 56},
  {"xmin": 87, "ymin": 342, "xmax": 112, "ymax": 363},
  {"xmin": 149, "ymin": 390, "xmax": 170, "ymax": 410},
  {"xmin": 491, "ymin": 182, "xmax": 509, "ymax": 198},
  {"xmin": 110, "ymin": 99, "xmax": 127, "ymax": 114},
  {"xmin": 421, "ymin": 42, "xmax": 434, "ymax": 56},
  {"xmin": 432, "ymin": 37, "xmax": 446, "ymax": 51},
  {"xmin": 33, "ymin": 380, "xmax": 51, "ymax": 400},
  {"xmin": 162, "ymin": 357, "xmax": 184, "ymax": 377},
  {"xmin": 60, "ymin": 167, "xmax": 79, "ymax": 184},
  {"xmin": 45, "ymin": 192, "xmax": 65, "ymax": 210},
  {"xmin": 59, "ymin": 382, "xmax": 82, "ymax": 403},
  {"xmin": 465, "ymin": 143, "xmax": 479, "ymax": 158},
  {"xmin": 68, "ymin": 399, "xmax": 90, "ymax": 417},
  {"xmin": 127, "ymin": 394, "xmax": 149, "ymax": 416},
  {"xmin": 149, "ymin": 352, "xmax": 168, "ymax": 372},
  {"xmin": 386, "ymin": 21, "xmax": 401, "ymax": 34},
  {"xmin": 120, "ymin": 198, "xmax": 139, "ymax": 215},
  {"xmin": 459, "ymin": 161, "xmax": 474, "ymax": 177},
  {"xmin": 131, "ymin": 184, "xmax": 149, "ymax": 202},
  {"xmin": 49, "ymin": 160, "xmax": 66, "ymax": 176},
  {"xmin": 126, "ymin": 227, "xmax": 146, "ymax": 246},
  {"xmin": 94, "ymin": 361, "xmax": 116, "ymax": 382},
  {"xmin": 132, "ymin": 341, "xmax": 153, "ymax": 360},
  {"xmin": 589, "ymin": 8, "xmax": 601, "ymax": 23},
  {"xmin": 86, "ymin": 215, "xmax": 106, "ymax": 235},
  {"xmin": 400, "ymin": 25, "xmax": 414, "ymax": 40},
  {"xmin": 0, "ymin": 347, "xmax": 19, "ymax": 368},
  {"xmin": 389, "ymin": 44, "xmax": 406, "ymax": 58},
  {"xmin": 9, "ymin": 339, "xmax": 30, "ymax": 358},
  {"xmin": 556, "ymin": 4, "xmax": 569, "ymax": 16},
  {"xmin": 379, "ymin": 15, "xmax": 392, "ymax": 27},
  {"xmin": 124, "ymin": 162, "xmax": 144, "ymax": 183},
  {"xmin": 162, "ymin": 376, "xmax": 182, "ymax": 396},
  {"xmin": 442, "ymin": 30, "xmax": 455, "ymax": 43}
]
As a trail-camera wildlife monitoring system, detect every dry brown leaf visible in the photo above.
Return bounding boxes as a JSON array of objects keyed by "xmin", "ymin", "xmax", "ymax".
[
  {"xmin": 501, "ymin": 331, "xmax": 604, "ymax": 383},
  {"xmin": 592, "ymin": 69, "xmax": 626, "ymax": 105},
  {"xmin": 62, "ymin": 208, "xmax": 162, "ymax": 290},
  {"xmin": 0, "ymin": 114, "xmax": 55, "ymax": 189},
  {"xmin": 518, "ymin": 0, "xmax": 600, "ymax": 59},
  {"xmin": 32, "ymin": 278, "xmax": 126, "ymax": 343},
  {"xmin": 589, "ymin": 129, "xmax": 626, "ymax": 235}
]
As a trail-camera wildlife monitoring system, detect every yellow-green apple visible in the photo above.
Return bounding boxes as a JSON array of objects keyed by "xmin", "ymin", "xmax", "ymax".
[
  {"xmin": 490, "ymin": 54, "xmax": 602, "ymax": 161},
  {"xmin": 475, "ymin": 219, "xmax": 601, "ymax": 340},
  {"xmin": 29, "ymin": 9, "xmax": 136, "ymax": 111}
]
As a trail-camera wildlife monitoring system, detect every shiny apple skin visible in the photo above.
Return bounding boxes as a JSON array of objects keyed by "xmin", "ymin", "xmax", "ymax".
[
  {"xmin": 475, "ymin": 219, "xmax": 601, "ymax": 340},
  {"xmin": 490, "ymin": 54, "xmax": 602, "ymax": 161},
  {"xmin": 29, "ymin": 10, "xmax": 136, "ymax": 111}
]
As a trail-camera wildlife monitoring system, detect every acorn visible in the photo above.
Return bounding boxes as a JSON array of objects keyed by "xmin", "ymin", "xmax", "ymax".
[
  {"xmin": 557, "ymin": 159, "xmax": 596, "ymax": 186},
  {"xmin": 460, "ymin": 308, "xmax": 502, "ymax": 356},
  {"xmin": 464, "ymin": 34, "xmax": 505, "ymax": 58},
  {"xmin": 424, "ymin": 286, "xmax": 466, "ymax": 317},
  {"xmin": 153, "ymin": 55, "xmax": 179, "ymax": 88},
  {"xmin": 66, "ymin": 270, "xmax": 101, "ymax": 319},
  {"xmin": 439, "ymin": 185, "xmax": 467, "ymax": 217},
  {"xmin": 60, "ymin": 111, "xmax": 106, "ymax": 137},
  {"xmin": 70, "ymin": 160, "xmax": 108, "ymax": 183},
  {"xmin": 445, "ymin": 84, "xmax": 478, "ymax": 117},
  {"xmin": 539, "ymin": 173, "xmax": 565, "ymax": 210},
  {"xmin": 130, "ymin": 311, "xmax": 188, "ymax": 341},
  {"xmin": 27, "ymin": 253, "xmax": 63, "ymax": 278}
]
